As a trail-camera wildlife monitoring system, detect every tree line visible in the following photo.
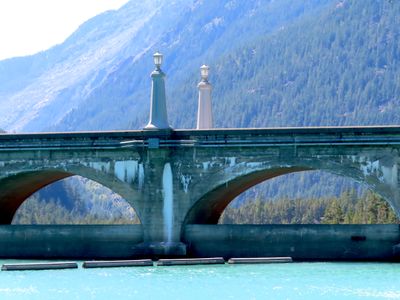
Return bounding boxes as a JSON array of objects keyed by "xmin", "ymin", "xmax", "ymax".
[{"xmin": 220, "ymin": 190, "xmax": 399, "ymax": 224}]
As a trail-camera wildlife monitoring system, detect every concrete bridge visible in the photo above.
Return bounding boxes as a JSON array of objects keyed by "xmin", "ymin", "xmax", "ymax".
[
  {"xmin": 1, "ymin": 126, "xmax": 400, "ymax": 258},
  {"xmin": 1, "ymin": 54, "xmax": 399, "ymax": 259}
]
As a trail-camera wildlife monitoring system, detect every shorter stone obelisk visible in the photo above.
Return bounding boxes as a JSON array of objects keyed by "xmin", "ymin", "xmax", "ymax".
[
  {"xmin": 196, "ymin": 65, "xmax": 213, "ymax": 129},
  {"xmin": 144, "ymin": 52, "xmax": 171, "ymax": 130}
]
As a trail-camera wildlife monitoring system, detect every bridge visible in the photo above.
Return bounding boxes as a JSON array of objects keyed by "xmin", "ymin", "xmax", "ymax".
[
  {"xmin": 0, "ymin": 53, "xmax": 399, "ymax": 260},
  {"xmin": 1, "ymin": 126, "xmax": 400, "ymax": 259}
]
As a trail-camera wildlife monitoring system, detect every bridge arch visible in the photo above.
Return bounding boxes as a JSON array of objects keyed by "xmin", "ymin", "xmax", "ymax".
[
  {"xmin": 183, "ymin": 159, "xmax": 398, "ymax": 225},
  {"xmin": 0, "ymin": 168, "xmax": 142, "ymax": 225}
]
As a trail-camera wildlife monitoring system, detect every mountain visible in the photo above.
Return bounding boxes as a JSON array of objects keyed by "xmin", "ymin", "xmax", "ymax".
[
  {"xmin": 0, "ymin": 0, "xmax": 333, "ymax": 132},
  {"xmin": 170, "ymin": 0, "xmax": 400, "ymax": 129},
  {"xmin": 2, "ymin": 0, "xmax": 399, "ymax": 131},
  {"xmin": 0, "ymin": 0, "xmax": 183, "ymax": 131}
]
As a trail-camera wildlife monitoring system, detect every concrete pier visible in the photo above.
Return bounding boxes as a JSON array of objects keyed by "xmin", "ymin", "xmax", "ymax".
[
  {"xmin": 0, "ymin": 225, "xmax": 143, "ymax": 259},
  {"xmin": 183, "ymin": 224, "xmax": 400, "ymax": 261},
  {"xmin": 0, "ymin": 224, "xmax": 398, "ymax": 260}
]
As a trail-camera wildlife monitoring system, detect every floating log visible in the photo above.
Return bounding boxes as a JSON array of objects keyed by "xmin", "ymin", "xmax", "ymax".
[
  {"xmin": 82, "ymin": 259, "xmax": 153, "ymax": 268},
  {"xmin": 1, "ymin": 262, "xmax": 78, "ymax": 271},
  {"xmin": 157, "ymin": 257, "xmax": 225, "ymax": 266},
  {"xmin": 228, "ymin": 257, "xmax": 293, "ymax": 264}
]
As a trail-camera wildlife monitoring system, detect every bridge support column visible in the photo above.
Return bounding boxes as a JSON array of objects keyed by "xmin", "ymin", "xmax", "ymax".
[{"xmin": 131, "ymin": 149, "xmax": 187, "ymax": 256}]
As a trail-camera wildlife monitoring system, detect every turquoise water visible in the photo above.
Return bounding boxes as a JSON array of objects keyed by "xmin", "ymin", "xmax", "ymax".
[{"xmin": 0, "ymin": 261, "xmax": 399, "ymax": 299}]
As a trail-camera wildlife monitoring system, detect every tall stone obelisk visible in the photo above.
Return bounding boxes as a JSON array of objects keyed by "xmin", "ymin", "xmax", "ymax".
[
  {"xmin": 196, "ymin": 65, "xmax": 213, "ymax": 129},
  {"xmin": 144, "ymin": 52, "xmax": 171, "ymax": 130}
]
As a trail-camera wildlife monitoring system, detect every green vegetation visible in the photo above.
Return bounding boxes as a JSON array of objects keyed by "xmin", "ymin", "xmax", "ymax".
[
  {"xmin": 170, "ymin": 0, "xmax": 400, "ymax": 129},
  {"xmin": 13, "ymin": 195, "xmax": 135, "ymax": 225},
  {"xmin": 220, "ymin": 190, "xmax": 399, "ymax": 224},
  {"xmin": 12, "ymin": 176, "xmax": 140, "ymax": 225}
]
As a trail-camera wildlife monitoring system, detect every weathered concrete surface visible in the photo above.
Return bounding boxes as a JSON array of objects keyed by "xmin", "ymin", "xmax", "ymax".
[
  {"xmin": 227, "ymin": 257, "xmax": 293, "ymax": 264},
  {"xmin": 0, "ymin": 225, "xmax": 143, "ymax": 259},
  {"xmin": 183, "ymin": 225, "xmax": 400, "ymax": 261},
  {"xmin": 157, "ymin": 257, "xmax": 224, "ymax": 266},
  {"xmin": 1, "ymin": 127, "xmax": 400, "ymax": 256},
  {"xmin": 0, "ymin": 224, "xmax": 398, "ymax": 260},
  {"xmin": 82, "ymin": 259, "xmax": 153, "ymax": 268},
  {"xmin": 2, "ymin": 262, "xmax": 78, "ymax": 271}
]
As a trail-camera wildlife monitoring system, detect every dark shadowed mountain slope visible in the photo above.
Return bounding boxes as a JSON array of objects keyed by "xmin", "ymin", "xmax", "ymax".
[{"xmin": 169, "ymin": 0, "xmax": 400, "ymax": 129}]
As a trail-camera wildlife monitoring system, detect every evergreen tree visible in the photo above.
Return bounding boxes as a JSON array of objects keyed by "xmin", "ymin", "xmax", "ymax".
[{"xmin": 220, "ymin": 190, "xmax": 400, "ymax": 225}]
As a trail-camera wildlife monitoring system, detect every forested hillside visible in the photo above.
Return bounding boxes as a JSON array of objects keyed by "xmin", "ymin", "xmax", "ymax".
[
  {"xmin": 13, "ymin": 177, "xmax": 139, "ymax": 224},
  {"xmin": 169, "ymin": 0, "xmax": 400, "ymax": 129},
  {"xmin": 221, "ymin": 190, "xmax": 399, "ymax": 225}
]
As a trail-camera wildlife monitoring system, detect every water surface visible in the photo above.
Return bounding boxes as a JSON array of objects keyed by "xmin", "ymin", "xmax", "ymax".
[{"xmin": 0, "ymin": 261, "xmax": 399, "ymax": 300}]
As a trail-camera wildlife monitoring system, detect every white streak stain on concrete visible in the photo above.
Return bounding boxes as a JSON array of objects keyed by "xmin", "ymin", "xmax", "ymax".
[
  {"xmin": 88, "ymin": 162, "xmax": 111, "ymax": 173},
  {"xmin": 114, "ymin": 160, "xmax": 138, "ymax": 183},
  {"xmin": 180, "ymin": 175, "xmax": 192, "ymax": 193},
  {"xmin": 162, "ymin": 163, "xmax": 174, "ymax": 244},
  {"xmin": 226, "ymin": 157, "xmax": 236, "ymax": 167},
  {"xmin": 246, "ymin": 162, "xmax": 263, "ymax": 168},
  {"xmin": 210, "ymin": 161, "xmax": 222, "ymax": 167},
  {"xmin": 138, "ymin": 163, "xmax": 144, "ymax": 189},
  {"xmin": 350, "ymin": 155, "xmax": 357, "ymax": 163},
  {"xmin": 360, "ymin": 160, "xmax": 380, "ymax": 177},
  {"xmin": 380, "ymin": 164, "xmax": 398, "ymax": 185},
  {"xmin": 202, "ymin": 162, "xmax": 211, "ymax": 170}
]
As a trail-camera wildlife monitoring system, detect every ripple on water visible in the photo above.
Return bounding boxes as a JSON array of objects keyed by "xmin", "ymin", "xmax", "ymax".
[{"xmin": 0, "ymin": 262, "xmax": 399, "ymax": 300}]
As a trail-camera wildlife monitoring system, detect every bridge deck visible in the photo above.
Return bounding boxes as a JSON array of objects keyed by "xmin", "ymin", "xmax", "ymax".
[{"xmin": 0, "ymin": 126, "xmax": 400, "ymax": 150}]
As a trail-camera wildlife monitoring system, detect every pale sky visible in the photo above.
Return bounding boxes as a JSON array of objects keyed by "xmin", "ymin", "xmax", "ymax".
[{"xmin": 0, "ymin": 0, "xmax": 130, "ymax": 60}]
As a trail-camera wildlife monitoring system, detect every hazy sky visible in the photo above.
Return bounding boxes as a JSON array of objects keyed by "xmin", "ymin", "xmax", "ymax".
[{"xmin": 0, "ymin": 0, "xmax": 129, "ymax": 60}]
